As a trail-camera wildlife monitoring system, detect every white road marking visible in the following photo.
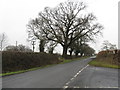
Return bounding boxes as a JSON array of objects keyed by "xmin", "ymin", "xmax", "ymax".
[
  {"xmin": 66, "ymin": 81, "xmax": 70, "ymax": 85},
  {"xmin": 70, "ymin": 78, "xmax": 74, "ymax": 81},
  {"xmin": 73, "ymin": 86, "xmax": 80, "ymax": 88},
  {"xmin": 84, "ymin": 86, "xmax": 89, "ymax": 88},
  {"xmin": 83, "ymin": 86, "xmax": 119, "ymax": 88},
  {"xmin": 63, "ymin": 85, "xmax": 68, "ymax": 89},
  {"xmin": 63, "ymin": 64, "xmax": 89, "ymax": 89},
  {"xmin": 99, "ymin": 87, "xmax": 119, "ymax": 88},
  {"xmin": 73, "ymin": 74, "xmax": 78, "ymax": 78}
]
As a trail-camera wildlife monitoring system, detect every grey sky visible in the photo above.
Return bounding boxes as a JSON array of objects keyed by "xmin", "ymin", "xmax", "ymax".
[{"xmin": 0, "ymin": 0, "xmax": 119, "ymax": 53}]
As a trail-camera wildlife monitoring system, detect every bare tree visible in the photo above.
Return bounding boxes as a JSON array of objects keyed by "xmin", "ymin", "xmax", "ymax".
[
  {"xmin": 0, "ymin": 33, "xmax": 7, "ymax": 51},
  {"xmin": 101, "ymin": 40, "xmax": 117, "ymax": 51},
  {"xmin": 27, "ymin": 18, "xmax": 48, "ymax": 52},
  {"xmin": 80, "ymin": 44, "xmax": 95, "ymax": 56},
  {"xmin": 5, "ymin": 45, "xmax": 18, "ymax": 51},
  {"xmin": 5, "ymin": 44, "xmax": 32, "ymax": 52},
  {"xmin": 68, "ymin": 33, "xmax": 91, "ymax": 56},
  {"xmin": 47, "ymin": 41, "xmax": 57, "ymax": 54},
  {"xmin": 27, "ymin": 1, "xmax": 103, "ymax": 58}
]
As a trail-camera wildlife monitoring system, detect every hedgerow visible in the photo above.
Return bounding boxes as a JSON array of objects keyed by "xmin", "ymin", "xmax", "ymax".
[{"xmin": 2, "ymin": 51, "xmax": 61, "ymax": 73}]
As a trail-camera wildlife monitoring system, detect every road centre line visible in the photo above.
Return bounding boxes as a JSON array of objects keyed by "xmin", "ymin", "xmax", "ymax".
[{"xmin": 63, "ymin": 64, "xmax": 89, "ymax": 89}]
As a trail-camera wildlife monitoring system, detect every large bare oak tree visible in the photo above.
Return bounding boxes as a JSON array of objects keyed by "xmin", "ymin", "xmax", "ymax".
[{"xmin": 27, "ymin": 1, "xmax": 103, "ymax": 58}]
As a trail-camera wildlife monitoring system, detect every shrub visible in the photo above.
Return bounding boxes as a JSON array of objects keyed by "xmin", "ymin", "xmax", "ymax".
[
  {"xmin": 97, "ymin": 50, "xmax": 120, "ymax": 65},
  {"xmin": 97, "ymin": 51, "xmax": 108, "ymax": 58},
  {"xmin": 2, "ymin": 51, "xmax": 60, "ymax": 73},
  {"xmin": 117, "ymin": 50, "xmax": 120, "ymax": 63}
]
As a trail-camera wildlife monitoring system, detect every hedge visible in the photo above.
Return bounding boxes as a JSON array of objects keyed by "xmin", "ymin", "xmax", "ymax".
[
  {"xmin": 2, "ymin": 51, "xmax": 61, "ymax": 73},
  {"xmin": 96, "ymin": 50, "xmax": 120, "ymax": 65}
]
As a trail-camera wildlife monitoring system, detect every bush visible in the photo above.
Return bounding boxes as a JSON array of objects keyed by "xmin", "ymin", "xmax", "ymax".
[
  {"xmin": 2, "ymin": 51, "xmax": 61, "ymax": 73},
  {"xmin": 118, "ymin": 50, "xmax": 120, "ymax": 57},
  {"xmin": 117, "ymin": 50, "xmax": 120, "ymax": 63},
  {"xmin": 97, "ymin": 50, "xmax": 116, "ymax": 58},
  {"xmin": 96, "ymin": 50, "xmax": 120, "ymax": 65},
  {"xmin": 97, "ymin": 51, "xmax": 108, "ymax": 58}
]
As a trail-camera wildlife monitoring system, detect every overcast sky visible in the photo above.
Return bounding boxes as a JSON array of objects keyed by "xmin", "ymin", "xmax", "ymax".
[{"xmin": 0, "ymin": 0, "xmax": 119, "ymax": 53}]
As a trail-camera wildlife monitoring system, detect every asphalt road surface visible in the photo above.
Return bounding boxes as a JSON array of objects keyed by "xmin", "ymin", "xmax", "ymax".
[
  {"xmin": 2, "ymin": 57, "xmax": 119, "ymax": 88},
  {"xmin": 66, "ymin": 66, "xmax": 118, "ymax": 88}
]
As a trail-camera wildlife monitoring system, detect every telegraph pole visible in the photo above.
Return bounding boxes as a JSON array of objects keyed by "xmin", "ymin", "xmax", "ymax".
[
  {"xmin": 16, "ymin": 41, "xmax": 18, "ymax": 47},
  {"xmin": 15, "ymin": 41, "xmax": 18, "ymax": 51}
]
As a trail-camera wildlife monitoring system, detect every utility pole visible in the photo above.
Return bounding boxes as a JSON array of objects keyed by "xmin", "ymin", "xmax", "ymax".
[
  {"xmin": 0, "ymin": 41, "xmax": 2, "ymax": 51},
  {"xmin": 32, "ymin": 41, "xmax": 35, "ymax": 52},
  {"xmin": 16, "ymin": 41, "xmax": 18, "ymax": 47},
  {"xmin": 16, "ymin": 41, "xmax": 18, "ymax": 51}
]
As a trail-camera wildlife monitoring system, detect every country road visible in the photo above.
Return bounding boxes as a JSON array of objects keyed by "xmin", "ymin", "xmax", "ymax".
[{"xmin": 2, "ymin": 57, "xmax": 119, "ymax": 89}]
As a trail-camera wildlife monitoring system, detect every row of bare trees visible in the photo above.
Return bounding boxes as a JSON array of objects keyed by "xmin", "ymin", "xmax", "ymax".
[
  {"xmin": 0, "ymin": 33, "xmax": 32, "ymax": 52},
  {"xmin": 5, "ymin": 44, "xmax": 32, "ymax": 52},
  {"xmin": 101, "ymin": 40, "xmax": 117, "ymax": 51},
  {"xmin": 0, "ymin": 33, "xmax": 7, "ymax": 51},
  {"xmin": 27, "ymin": 1, "xmax": 103, "ymax": 58}
]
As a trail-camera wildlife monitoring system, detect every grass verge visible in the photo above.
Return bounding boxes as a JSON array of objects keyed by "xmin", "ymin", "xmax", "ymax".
[
  {"xmin": 59, "ymin": 56, "xmax": 88, "ymax": 64},
  {"xmin": 1, "ymin": 56, "xmax": 89, "ymax": 77},
  {"xmin": 89, "ymin": 59, "xmax": 120, "ymax": 69},
  {"xmin": 0, "ymin": 64, "xmax": 55, "ymax": 77}
]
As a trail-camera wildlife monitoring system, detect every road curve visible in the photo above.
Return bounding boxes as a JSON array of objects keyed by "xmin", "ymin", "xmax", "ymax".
[
  {"xmin": 2, "ymin": 56, "xmax": 119, "ymax": 88},
  {"xmin": 2, "ymin": 57, "xmax": 92, "ymax": 88},
  {"xmin": 66, "ymin": 66, "xmax": 118, "ymax": 88}
]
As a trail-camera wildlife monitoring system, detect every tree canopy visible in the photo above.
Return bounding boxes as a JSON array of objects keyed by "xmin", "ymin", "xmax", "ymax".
[
  {"xmin": 5, "ymin": 44, "xmax": 32, "ymax": 52},
  {"xmin": 27, "ymin": 1, "xmax": 103, "ymax": 58},
  {"xmin": 101, "ymin": 40, "xmax": 117, "ymax": 51}
]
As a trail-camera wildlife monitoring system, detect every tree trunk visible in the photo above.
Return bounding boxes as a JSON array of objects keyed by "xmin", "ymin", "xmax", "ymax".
[
  {"xmin": 39, "ymin": 46, "xmax": 44, "ymax": 52},
  {"xmin": 69, "ymin": 48, "xmax": 73, "ymax": 56},
  {"xmin": 49, "ymin": 47, "xmax": 54, "ymax": 54},
  {"xmin": 80, "ymin": 52, "xmax": 83, "ymax": 57},
  {"xmin": 62, "ymin": 46, "xmax": 68, "ymax": 58},
  {"xmin": 75, "ymin": 52, "xmax": 78, "ymax": 56},
  {"xmin": 39, "ymin": 40, "xmax": 45, "ymax": 52}
]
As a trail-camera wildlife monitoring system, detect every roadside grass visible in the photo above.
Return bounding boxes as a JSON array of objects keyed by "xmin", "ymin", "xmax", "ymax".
[
  {"xmin": 0, "ymin": 65, "xmax": 55, "ymax": 77},
  {"xmin": 1, "ymin": 56, "xmax": 89, "ymax": 77},
  {"xmin": 89, "ymin": 57, "xmax": 120, "ymax": 69},
  {"xmin": 89, "ymin": 60, "xmax": 120, "ymax": 69},
  {"xmin": 59, "ymin": 56, "xmax": 88, "ymax": 64}
]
